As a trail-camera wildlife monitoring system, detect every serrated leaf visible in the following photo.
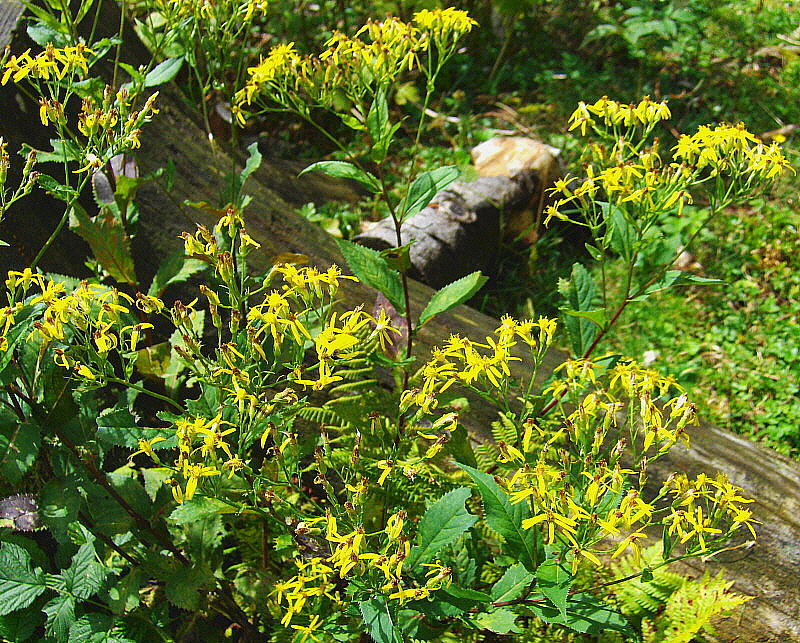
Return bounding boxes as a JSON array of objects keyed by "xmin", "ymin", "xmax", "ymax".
[
  {"xmin": 457, "ymin": 463, "xmax": 537, "ymax": 570},
  {"xmin": 148, "ymin": 251, "xmax": 206, "ymax": 297},
  {"xmin": 406, "ymin": 488, "xmax": 477, "ymax": 569},
  {"xmin": 559, "ymin": 263, "xmax": 599, "ymax": 356},
  {"xmin": 359, "ymin": 596, "xmax": 402, "ymax": 643},
  {"xmin": 169, "ymin": 496, "xmax": 235, "ymax": 524},
  {"xmin": 418, "ymin": 271, "xmax": 488, "ymax": 327},
  {"xmin": 525, "ymin": 593, "xmax": 633, "ymax": 636},
  {"xmin": 143, "ymin": 57, "xmax": 183, "ymax": 87},
  {"xmin": 69, "ymin": 204, "xmax": 136, "ymax": 285},
  {"xmin": 43, "ymin": 594, "xmax": 75, "ymax": 641},
  {"xmin": 135, "ymin": 342, "xmax": 172, "ymax": 379},
  {"xmin": 491, "ymin": 563, "xmax": 534, "ymax": 603},
  {"xmin": 335, "ymin": 239, "xmax": 405, "ymax": 314},
  {"xmin": 536, "ymin": 558, "xmax": 572, "ymax": 617},
  {"xmin": 0, "ymin": 419, "xmax": 40, "ymax": 485},
  {"xmin": 366, "ymin": 90, "xmax": 389, "ymax": 145},
  {"xmin": 402, "ymin": 166, "xmax": 460, "ymax": 219},
  {"xmin": 0, "ymin": 542, "xmax": 47, "ymax": 616},
  {"xmin": 0, "ymin": 605, "xmax": 41, "ymax": 641},
  {"xmin": 69, "ymin": 613, "xmax": 137, "ymax": 642},
  {"xmin": 299, "ymin": 161, "xmax": 380, "ymax": 193},
  {"xmin": 164, "ymin": 565, "xmax": 212, "ymax": 610},
  {"xmin": 239, "ymin": 141, "xmax": 263, "ymax": 186},
  {"xmin": 37, "ymin": 174, "xmax": 78, "ymax": 202},
  {"xmin": 63, "ymin": 542, "xmax": 108, "ymax": 599},
  {"xmin": 475, "ymin": 608, "xmax": 519, "ymax": 634}
]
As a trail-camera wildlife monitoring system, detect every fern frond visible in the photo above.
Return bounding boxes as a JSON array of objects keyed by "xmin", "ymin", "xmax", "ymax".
[
  {"xmin": 296, "ymin": 405, "xmax": 345, "ymax": 426},
  {"xmin": 654, "ymin": 572, "xmax": 751, "ymax": 643}
]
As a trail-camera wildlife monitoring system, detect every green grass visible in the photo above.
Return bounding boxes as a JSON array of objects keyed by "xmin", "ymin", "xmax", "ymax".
[{"xmin": 599, "ymin": 172, "xmax": 800, "ymax": 456}]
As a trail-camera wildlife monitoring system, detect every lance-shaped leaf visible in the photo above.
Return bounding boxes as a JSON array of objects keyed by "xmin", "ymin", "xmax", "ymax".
[
  {"xmin": 524, "ymin": 593, "xmax": 633, "ymax": 637},
  {"xmin": 558, "ymin": 263, "xmax": 599, "ymax": 356},
  {"xmin": 406, "ymin": 487, "xmax": 477, "ymax": 569},
  {"xmin": 402, "ymin": 166, "xmax": 460, "ymax": 219},
  {"xmin": 458, "ymin": 463, "xmax": 538, "ymax": 570},
  {"xmin": 418, "ymin": 271, "xmax": 488, "ymax": 327},
  {"xmin": 300, "ymin": 161, "xmax": 381, "ymax": 194},
  {"xmin": 491, "ymin": 563, "xmax": 535, "ymax": 603},
  {"xmin": 335, "ymin": 239, "xmax": 405, "ymax": 314}
]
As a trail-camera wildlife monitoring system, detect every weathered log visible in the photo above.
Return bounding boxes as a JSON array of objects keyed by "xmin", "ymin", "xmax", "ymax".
[
  {"xmin": 1, "ymin": 3, "xmax": 799, "ymax": 640},
  {"xmin": 353, "ymin": 137, "xmax": 560, "ymax": 288}
]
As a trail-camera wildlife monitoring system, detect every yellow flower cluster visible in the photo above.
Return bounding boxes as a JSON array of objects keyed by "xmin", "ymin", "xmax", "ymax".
[
  {"xmin": 273, "ymin": 512, "xmax": 451, "ymax": 626},
  {"xmin": 412, "ymin": 8, "xmax": 477, "ymax": 45},
  {"xmin": 663, "ymin": 473, "xmax": 760, "ymax": 549},
  {"xmin": 568, "ymin": 96, "xmax": 671, "ymax": 136},
  {"xmin": 235, "ymin": 8, "xmax": 476, "ymax": 119},
  {"xmin": 547, "ymin": 97, "xmax": 792, "ymax": 229},
  {"xmin": 1, "ymin": 43, "xmax": 93, "ymax": 85},
  {"xmin": 673, "ymin": 122, "xmax": 793, "ymax": 180},
  {"xmin": 402, "ymin": 315, "xmax": 556, "ymax": 413},
  {"xmin": 1, "ymin": 270, "xmax": 152, "ymax": 377}
]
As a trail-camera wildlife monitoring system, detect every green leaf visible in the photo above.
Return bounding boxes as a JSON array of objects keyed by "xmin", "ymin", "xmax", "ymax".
[
  {"xmin": 359, "ymin": 596, "xmax": 402, "ymax": 643},
  {"xmin": 37, "ymin": 174, "xmax": 78, "ymax": 202},
  {"xmin": 135, "ymin": 342, "xmax": 172, "ymax": 379},
  {"xmin": 563, "ymin": 308, "xmax": 607, "ymax": 329},
  {"xmin": 491, "ymin": 563, "xmax": 534, "ymax": 603},
  {"xmin": 239, "ymin": 141, "xmax": 263, "ymax": 186},
  {"xmin": 418, "ymin": 271, "xmax": 488, "ymax": 327},
  {"xmin": 43, "ymin": 594, "xmax": 75, "ymax": 641},
  {"xmin": 169, "ymin": 497, "xmax": 235, "ymax": 524},
  {"xmin": 410, "ymin": 586, "xmax": 489, "ymax": 618},
  {"xmin": 147, "ymin": 251, "xmax": 206, "ymax": 297},
  {"xmin": 144, "ymin": 56, "xmax": 184, "ymax": 87},
  {"xmin": 63, "ymin": 541, "xmax": 108, "ymax": 599},
  {"xmin": 457, "ymin": 463, "xmax": 537, "ymax": 570},
  {"xmin": 69, "ymin": 204, "xmax": 137, "ymax": 285},
  {"xmin": 96, "ymin": 406, "xmax": 175, "ymax": 451},
  {"xmin": 69, "ymin": 613, "xmax": 137, "ymax": 642},
  {"xmin": 299, "ymin": 161, "xmax": 380, "ymax": 193},
  {"xmin": 402, "ymin": 166, "xmax": 460, "ymax": 219},
  {"xmin": 631, "ymin": 270, "xmax": 724, "ymax": 302},
  {"xmin": 475, "ymin": 608, "xmax": 519, "ymax": 634},
  {"xmin": 335, "ymin": 239, "xmax": 405, "ymax": 314},
  {"xmin": 0, "ymin": 419, "xmax": 40, "ymax": 485},
  {"xmin": 525, "ymin": 593, "xmax": 633, "ymax": 636},
  {"xmin": 604, "ymin": 203, "xmax": 637, "ymax": 260},
  {"xmin": 366, "ymin": 90, "xmax": 389, "ymax": 145},
  {"xmin": 536, "ymin": 558, "xmax": 572, "ymax": 617},
  {"xmin": 107, "ymin": 569, "xmax": 142, "ymax": 614},
  {"xmin": 406, "ymin": 487, "xmax": 477, "ymax": 569},
  {"xmin": 0, "ymin": 605, "xmax": 41, "ymax": 641},
  {"xmin": 164, "ymin": 565, "xmax": 212, "ymax": 611},
  {"xmin": 31, "ymin": 139, "xmax": 81, "ymax": 164},
  {"xmin": 0, "ymin": 542, "xmax": 47, "ymax": 616},
  {"xmin": 558, "ymin": 263, "xmax": 599, "ymax": 356}
]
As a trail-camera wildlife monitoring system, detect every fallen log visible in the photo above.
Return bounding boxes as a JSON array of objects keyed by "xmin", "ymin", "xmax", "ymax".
[
  {"xmin": 1, "ymin": 3, "xmax": 799, "ymax": 640},
  {"xmin": 354, "ymin": 137, "xmax": 560, "ymax": 288}
]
